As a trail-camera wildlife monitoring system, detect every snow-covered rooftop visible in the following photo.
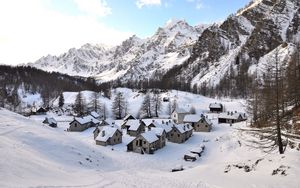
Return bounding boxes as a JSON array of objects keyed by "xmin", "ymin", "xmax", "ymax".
[
  {"xmin": 151, "ymin": 127, "xmax": 165, "ymax": 136},
  {"xmin": 218, "ymin": 112, "xmax": 246, "ymax": 120},
  {"xmin": 174, "ymin": 124, "xmax": 193, "ymax": 134},
  {"xmin": 95, "ymin": 127, "xmax": 119, "ymax": 142},
  {"xmin": 128, "ymin": 120, "xmax": 143, "ymax": 131},
  {"xmin": 74, "ymin": 115, "xmax": 100, "ymax": 125},
  {"xmin": 183, "ymin": 114, "xmax": 202, "ymax": 123},
  {"xmin": 141, "ymin": 131, "xmax": 159, "ymax": 143},
  {"xmin": 209, "ymin": 103, "xmax": 223, "ymax": 109}
]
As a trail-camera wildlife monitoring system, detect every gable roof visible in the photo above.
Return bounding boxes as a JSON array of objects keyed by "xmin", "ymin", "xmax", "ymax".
[
  {"xmin": 173, "ymin": 124, "xmax": 193, "ymax": 134},
  {"xmin": 148, "ymin": 121, "xmax": 172, "ymax": 133},
  {"xmin": 95, "ymin": 127, "xmax": 120, "ymax": 142},
  {"xmin": 141, "ymin": 131, "xmax": 159, "ymax": 143},
  {"xmin": 73, "ymin": 115, "xmax": 100, "ymax": 125},
  {"xmin": 128, "ymin": 120, "xmax": 143, "ymax": 131},
  {"xmin": 183, "ymin": 114, "xmax": 202, "ymax": 123},
  {"xmin": 218, "ymin": 112, "xmax": 246, "ymax": 120},
  {"xmin": 123, "ymin": 114, "xmax": 136, "ymax": 121},
  {"xmin": 43, "ymin": 117, "xmax": 57, "ymax": 125},
  {"xmin": 151, "ymin": 127, "xmax": 166, "ymax": 137},
  {"xmin": 209, "ymin": 103, "xmax": 223, "ymax": 109}
]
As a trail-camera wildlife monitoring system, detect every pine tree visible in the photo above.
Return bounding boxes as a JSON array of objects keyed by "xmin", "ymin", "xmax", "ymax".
[
  {"xmin": 74, "ymin": 92, "xmax": 85, "ymax": 116},
  {"xmin": 140, "ymin": 92, "xmax": 152, "ymax": 118},
  {"xmin": 91, "ymin": 92, "xmax": 100, "ymax": 112},
  {"xmin": 112, "ymin": 92, "xmax": 125, "ymax": 119},
  {"xmin": 58, "ymin": 93, "xmax": 64, "ymax": 108}
]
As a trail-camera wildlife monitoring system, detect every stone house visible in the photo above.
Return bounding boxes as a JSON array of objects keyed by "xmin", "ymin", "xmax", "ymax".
[
  {"xmin": 218, "ymin": 112, "xmax": 247, "ymax": 124},
  {"xmin": 150, "ymin": 127, "xmax": 166, "ymax": 149},
  {"xmin": 168, "ymin": 124, "xmax": 193, "ymax": 144},
  {"xmin": 127, "ymin": 120, "xmax": 146, "ymax": 137},
  {"xmin": 95, "ymin": 127, "xmax": 122, "ymax": 146},
  {"xmin": 171, "ymin": 107, "xmax": 189, "ymax": 124},
  {"xmin": 209, "ymin": 103, "xmax": 223, "ymax": 113},
  {"xmin": 68, "ymin": 115, "xmax": 100, "ymax": 132},
  {"xmin": 183, "ymin": 114, "xmax": 212, "ymax": 132},
  {"xmin": 127, "ymin": 131, "xmax": 161, "ymax": 154},
  {"xmin": 148, "ymin": 120, "xmax": 172, "ymax": 139}
]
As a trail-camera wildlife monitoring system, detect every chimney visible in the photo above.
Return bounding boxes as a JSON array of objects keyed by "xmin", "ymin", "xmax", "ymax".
[
  {"xmin": 102, "ymin": 130, "xmax": 105, "ymax": 137},
  {"xmin": 235, "ymin": 111, "xmax": 237, "ymax": 113},
  {"xmin": 169, "ymin": 120, "xmax": 171, "ymax": 123},
  {"xmin": 231, "ymin": 112, "xmax": 233, "ymax": 115},
  {"xmin": 227, "ymin": 112, "xmax": 230, "ymax": 115},
  {"xmin": 187, "ymin": 124, "xmax": 190, "ymax": 129},
  {"xmin": 162, "ymin": 120, "xmax": 164, "ymax": 124},
  {"xmin": 183, "ymin": 126, "xmax": 186, "ymax": 131},
  {"xmin": 152, "ymin": 119, "xmax": 155, "ymax": 122},
  {"xmin": 166, "ymin": 122, "xmax": 169, "ymax": 125},
  {"xmin": 148, "ymin": 126, "xmax": 151, "ymax": 131}
]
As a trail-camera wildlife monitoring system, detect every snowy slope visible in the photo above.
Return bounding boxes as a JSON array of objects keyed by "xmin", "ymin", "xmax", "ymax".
[{"xmin": 1, "ymin": 103, "xmax": 300, "ymax": 188}]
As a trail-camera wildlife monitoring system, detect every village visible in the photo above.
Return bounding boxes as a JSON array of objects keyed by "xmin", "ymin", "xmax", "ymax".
[{"xmin": 34, "ymin": 94, "xmax": 247, "ymax": 163}]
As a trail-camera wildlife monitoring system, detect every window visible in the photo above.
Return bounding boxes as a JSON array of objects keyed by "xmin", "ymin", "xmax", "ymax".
[
  {"xmin": 114, "ymin": 139, "xmax": 116, "ymax": 142},
  {"xmin": 177, "ymin": 134, "xmax": 180, "ymax": 137},
  {"xmin": 136, "ymin": 140, "xmax": 138, "ymax": 146},
  {"xmin": 171, "ymin": 133, "xmax": 173, "ymax": 136},
  {"xmin": 144, "ymin": 141, "xmax": 146, "ymax": 145},
  {"xmin": 74, "ymin": 123, "xmax": 77, "ymax": 127}
]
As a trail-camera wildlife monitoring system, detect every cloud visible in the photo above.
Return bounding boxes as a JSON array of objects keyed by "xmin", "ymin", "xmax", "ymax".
[
  {"xmin": 186, "ymin": 0, "xmax": 204, "ymax": 10},
  {"xmin": 136, "ymin": 0, "xmax": 161, "ymax": 8},
  {"xmin": 74, "ymin": 0, "xmax": 111, "ymax": 17},
  {"xmin": 0, "ymin": 0, "xmax": 132, "ymax": 65}
]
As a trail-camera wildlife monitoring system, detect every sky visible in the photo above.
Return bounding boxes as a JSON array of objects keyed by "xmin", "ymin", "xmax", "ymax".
[{"xmin": 0, "ymin": 0, "xmax": 251, "ymax": 65}]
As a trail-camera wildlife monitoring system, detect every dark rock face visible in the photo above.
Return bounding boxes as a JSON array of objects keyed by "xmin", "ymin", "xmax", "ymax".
[{"xmin": 163, "ymin": 0, "xmax": 300, "ymax": 89}]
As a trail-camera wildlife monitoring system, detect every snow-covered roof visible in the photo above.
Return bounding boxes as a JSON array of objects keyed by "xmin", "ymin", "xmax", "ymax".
[
  {"xmin": 183, "ymin": 114, "xmax": 202, "ymax": 122},
  {"xmin": 148, "ymin": 120, "xmax": 173, "ymax": 133},
  {"xmin": 123, "ymin": 114, "xmax": 135, "ymax": 120},
  {"xmin": 218, "ymin": 112, "xmax": 246, "ymax": 120},
  {"xmin": 151, "ymin": 127, "xmax": 165, "ymax": 136},
  {"xmin": 90, "ymin": 111, "xmax": 100, "ymax": 118},
  {"xmin": 209, "ymin": 103, "xmax": 222, "ymax": 109},
  {"xmin": 174, "ymin": 124, "xmax": 193, "ymax": 134},
  {"xmin": 141, "ymin": 131, "xmax": 159, "ymax": 143},
  {"xmin": 128, "ymin": 120, "xmax": 143, "ymax": 131},
  {"xmin": 74, "ymin": 115, "xmax": 100, "ymax": 125},
  {"xmin": 47, "ymin": 118, "xmax": 57, "ymax": 125},
  {"xmin": 95, "ymin": 126, "xmax": 119, "ymax": 142},
  {"xmin": 43, "ymin": 117, "xmax": 57, "ymax": 125}
]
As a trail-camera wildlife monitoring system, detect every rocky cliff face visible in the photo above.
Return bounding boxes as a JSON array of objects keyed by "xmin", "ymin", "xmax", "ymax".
[{"xmin": 168, "ymin": 0, "xmax": 300, "ymax": 89}]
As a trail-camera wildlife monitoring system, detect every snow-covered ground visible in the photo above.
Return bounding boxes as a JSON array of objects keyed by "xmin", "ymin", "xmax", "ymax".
[{"xmin": 1, "ymin": 91, "xmax": 300, "ymax": 188}]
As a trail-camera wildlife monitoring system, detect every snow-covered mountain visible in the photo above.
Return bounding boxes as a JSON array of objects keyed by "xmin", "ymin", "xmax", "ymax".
[
  {"xmin": 29, "ymin": 0, "xmax": 300, "ymax": 91},
  {"xmin": 29, "ymin": 19, "xmax": 207, "ymax": 82},
  {"xmin": 168, "ymin": 0, "xmax": 300, "ymax": 88}
]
